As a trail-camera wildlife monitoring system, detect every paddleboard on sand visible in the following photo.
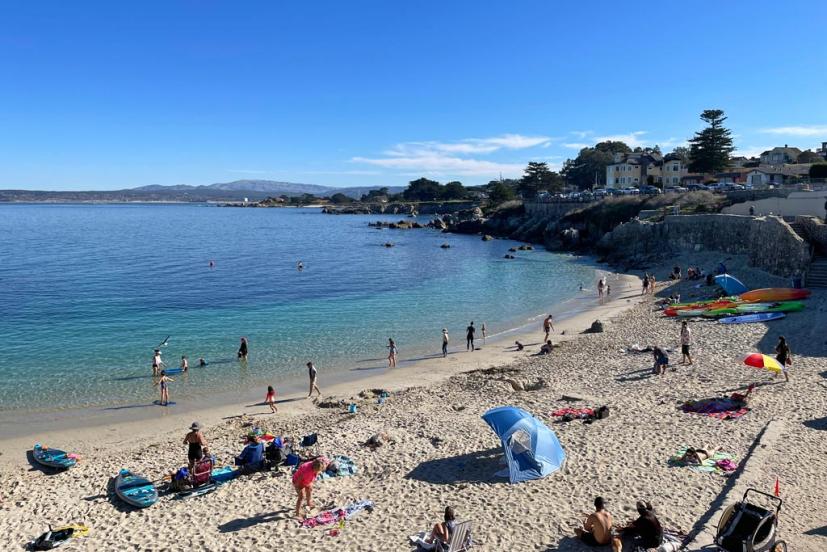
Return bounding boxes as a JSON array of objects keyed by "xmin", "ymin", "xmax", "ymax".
[
  {"xmin": 739, "ymin": 288, "xmax": 810, "ymax": 302},
  {"xmin": 32, "ymin": 444, "xmax": 77, "ymax": 470},
  {"xmin": 114, "ymin": 469, "xmax": 158, "ymax": 508},
  {"xmin": 719, "ymin": 312, "xmax": 786, "ymax": 324}
]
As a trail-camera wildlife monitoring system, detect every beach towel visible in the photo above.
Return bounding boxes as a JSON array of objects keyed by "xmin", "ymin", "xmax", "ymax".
[
  {"xmin": 317, "ymin": 455, "xmax": 357, "ymax": 480},
  {"xmin": 301, "ymin": 500, "xmax": 374, "ymax": 529},
  {"xmin": 550, "ymin": 407, "xmax": 594, "ymax": 418},
  {"xmin": 680, "ymin": 398, "xmax": 750, "ymax": 420},
  {"xmin": 668, "ymin": 447, "xmax": 738, "ymax": 475}
]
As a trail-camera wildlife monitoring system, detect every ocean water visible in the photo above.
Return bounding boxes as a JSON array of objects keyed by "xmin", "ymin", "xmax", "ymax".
[{"xmin": 0, "ymin": 204, "xmax": 603, "ymax": 413}]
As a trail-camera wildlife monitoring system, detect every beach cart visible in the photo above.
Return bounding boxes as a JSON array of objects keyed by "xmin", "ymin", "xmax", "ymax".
[{"xmin": 715, "ymin": 489, "xmax": 787, "ymax": 552}]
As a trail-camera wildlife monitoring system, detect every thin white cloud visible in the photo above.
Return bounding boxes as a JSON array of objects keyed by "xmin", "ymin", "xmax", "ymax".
[
  {"xmin": 352, "ymin": 154, "xmax": 524, "ymax": 176},
  {"xmin": 386, "ymin": 134, "xmax": 553, "ymax": 156},
  {"xmin": 594, "ymin": 131, "xmax": 648, "ymax": 148},
  {"xmin": 760, "ymin": 125, "xmax": 827, "ymax": 137},
  {"xmin": 571, "ymin": 130, "xmax": 593, "ymax": 139},
  {"xmin": 733, "ymin": 146, "xmax": 771, "ymax": 158},
  {"xmin": 563, "ymin": 143, "xmax": 590, "ymax": 149}
]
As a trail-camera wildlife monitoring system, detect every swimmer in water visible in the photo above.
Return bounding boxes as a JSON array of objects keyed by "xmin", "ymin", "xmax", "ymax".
[
  {"xmin": 297, "ymin": 261, "xmax": 304, "ymax": 271},
  {"xmin": 198, "ymin": 357, "xmax": 207, "ymax": 367},
  {"xmin": 209, "ymin": 260, "xmax": 215, "ymax": 269},
  {"xmin": 180, "ymin": 355, "xmax": 189, "ymax": 372}
]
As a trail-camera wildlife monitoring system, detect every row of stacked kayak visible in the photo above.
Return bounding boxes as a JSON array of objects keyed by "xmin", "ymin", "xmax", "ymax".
[{"xmin": 664, "ymin": 288, "xmax": 810, "ymax": 323}]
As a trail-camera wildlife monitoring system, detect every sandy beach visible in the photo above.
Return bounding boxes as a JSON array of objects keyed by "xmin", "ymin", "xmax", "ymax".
[{"xmin": 1, "ymin": 257, "xmax": 825, "ymax": 551}]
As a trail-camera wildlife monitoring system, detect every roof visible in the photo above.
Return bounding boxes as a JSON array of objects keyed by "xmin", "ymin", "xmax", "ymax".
[{"xmin": 749, "ymin": 164, "xmax": 812, "ymax": 176}]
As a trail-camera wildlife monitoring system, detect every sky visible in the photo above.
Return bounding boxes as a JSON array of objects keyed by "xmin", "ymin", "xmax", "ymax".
[{"xmin": 1, "ymin": 0, "xmax": 826, "ymax": 191}]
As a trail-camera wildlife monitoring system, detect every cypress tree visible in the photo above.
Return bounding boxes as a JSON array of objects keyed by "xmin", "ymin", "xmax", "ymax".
[{"xmin": 688, "ymin": 109, "xmax": 734, "ymax": 174}]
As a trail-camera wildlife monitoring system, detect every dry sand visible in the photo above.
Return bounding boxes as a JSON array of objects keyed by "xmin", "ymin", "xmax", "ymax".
[{"xmin": 1, "ymin": 256, "xmax": 825, "ymax": 552}]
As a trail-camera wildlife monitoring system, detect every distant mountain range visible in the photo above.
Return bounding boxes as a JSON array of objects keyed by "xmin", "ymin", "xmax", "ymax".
[{"xmin": 0, "ymin": 180, "xmax": 405, "ymax": 203}]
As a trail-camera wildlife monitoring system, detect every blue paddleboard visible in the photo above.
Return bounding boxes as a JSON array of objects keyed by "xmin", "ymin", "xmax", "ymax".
[
  {"xmin": 114, "ymin": 469, "xmax": 158, "ymax": 508},
  {"xmin": 719, "ymin": 312, "xmax": 786, "ymax": 324},
  {"xmin": 32, "ymin": 444, "xmax": 77, "ymax": 470}
]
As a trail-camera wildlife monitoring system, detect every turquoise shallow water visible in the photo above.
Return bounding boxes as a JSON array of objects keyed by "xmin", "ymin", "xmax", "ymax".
[{"xmin": 0, "ymin": 204, "xmax": 603, "ymax": 413}]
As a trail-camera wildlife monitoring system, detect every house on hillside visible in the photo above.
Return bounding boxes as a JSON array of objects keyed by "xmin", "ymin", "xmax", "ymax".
[
  {"xmin": 759, "ymin": 146, "xmax": 802, "ymax": 165},
  {"xmin": 746, "ymin": 164, "xmax": 811, "ymax": 187},
  {"xmin": 606, "ymin": 151, "xmax": 688, "ymax": 188},
  {"xmin": 715, "ymin": 169, "xmax": 751, "ymax": 184}
]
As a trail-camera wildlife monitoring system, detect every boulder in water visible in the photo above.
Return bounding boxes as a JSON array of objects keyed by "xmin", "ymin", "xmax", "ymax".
[{"xmin": 482, "ymin": 235, "xmax": 494, "ymax": 241}]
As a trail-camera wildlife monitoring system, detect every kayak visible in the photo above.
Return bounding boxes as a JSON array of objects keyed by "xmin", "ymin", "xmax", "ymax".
[
  {"xmin": 735, "ymin": 301, "xmax": 805, "ymax": 314},
  {"xmin": 702, "ymin": 308, "xmax": 739, "ymax": 318},
  {"xmin": 719, "ymin": 312, "xmax": 786, "ymax": 324},
  {"xmin": 32, "ymin": 444, "xmax": 77, "ymax": 470},
  {"xmin": 114, "ymin": 469, "xmax": 158, "ymax": 508},
  {"xmin": 740, "ymin": 288, "xmax": 810, "ymax": 302},
  {"xmin": 675, "ymin": 309, "xmax": 708, "ymax": 317}
]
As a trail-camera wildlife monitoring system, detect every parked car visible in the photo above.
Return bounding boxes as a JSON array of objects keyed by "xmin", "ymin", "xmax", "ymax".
[
  {"xmin": 623, "ymin": 187, "xmax": 640, "ymax": 195},
  {"xmin": 687, "ymin": 184, "xmax": 709, "ymax": 191},
  {"xmin": 664, "ymin": 186, "xmax": 688, "ymax": 193},
  {"xmin": 639, "ymin": 185, "xmax": 662, "ymax": 195}
]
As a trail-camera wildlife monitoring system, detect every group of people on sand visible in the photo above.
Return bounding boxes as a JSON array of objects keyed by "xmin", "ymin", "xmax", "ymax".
[
  {"xmin": 642, "ymin": 273, "xmax": 657, "ymax": 295},
  {"xmin": 575, "ymin": 497, "xmax": 666, "ymax": 552},
  {"xmin": 597, "ymin": 277, "xmax": 611, "ymax": 302}
]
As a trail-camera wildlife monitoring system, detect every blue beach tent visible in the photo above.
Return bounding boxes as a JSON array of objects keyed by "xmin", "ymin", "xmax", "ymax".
[
  {"xmin": 481, "ymin": 406, "xmax": 566, "ymax": 484},
  {"xmin": 715, "ymin": 274, "xmax": 749, "ymax": 295}
]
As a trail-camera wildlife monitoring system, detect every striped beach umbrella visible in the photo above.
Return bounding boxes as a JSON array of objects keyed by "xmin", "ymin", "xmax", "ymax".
[{"xmin": 743, "ymin": 353, "xmax": 782, "ymax": 373}]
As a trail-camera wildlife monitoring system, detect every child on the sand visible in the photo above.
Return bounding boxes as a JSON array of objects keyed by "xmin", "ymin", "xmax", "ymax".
[
  {"xmin": 265, "ymin": 385, "xmax": 277, "ymax": 413},
  {"xmin": 292, "ymin": 458, "xmax": 326, "ymax": 517}
]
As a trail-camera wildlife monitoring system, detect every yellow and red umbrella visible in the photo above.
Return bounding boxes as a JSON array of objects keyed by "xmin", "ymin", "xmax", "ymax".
[{"xmin": 743, "ymin": 353, "xmax": 782, "ymax": 373}]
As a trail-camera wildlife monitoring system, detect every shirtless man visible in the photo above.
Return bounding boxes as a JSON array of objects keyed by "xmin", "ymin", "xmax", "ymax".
[
  {"xmin": 575, "ymin": 496, "xmax": 613, "ymax": 547},
  {"xmin": 543, "ymin": 314, "xmax": 554, "ymax": 341}
]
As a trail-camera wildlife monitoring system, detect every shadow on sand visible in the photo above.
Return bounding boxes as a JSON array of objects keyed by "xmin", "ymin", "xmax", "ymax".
[
  {"xmin": 217, "ymin": 509, "xmax": 293, "ymax": 533},
  {"xmin": 803, "ymin": 416, "xmax": 827, "ymax": 431},
  {"xmin": 615, "ymin": 367, "xmax": 653, "ymax": 383},
  {"xmin": 405, "ymin": 447, "xmax": 503, "ymax": 485}
]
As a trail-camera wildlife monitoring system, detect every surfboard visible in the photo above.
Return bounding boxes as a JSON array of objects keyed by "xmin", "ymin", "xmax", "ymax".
[
  {"xmin": 719, "ymin": 312, "xmax": 786, "ymax": 324},
  {"xmin": 114, "ymin": 469, "xmax": 158, "ymax": 508},
  {"xmin": 32, "ymin": 444, "xmax": 77, "ymax": 470}
]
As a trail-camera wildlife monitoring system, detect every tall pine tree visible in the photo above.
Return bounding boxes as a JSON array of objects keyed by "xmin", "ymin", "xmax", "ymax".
[{"xmin": 688, "ymin": 109, "xmax": 734, "ymax": 174}]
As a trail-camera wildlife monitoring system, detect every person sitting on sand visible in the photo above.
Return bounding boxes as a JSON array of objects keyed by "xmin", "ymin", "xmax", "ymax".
[
  {"xmin": 540, "ymin": 340, "xmax": 554, "ymax": 355},
  {"xmin": 421, "ymin": 506, "xmax": 465, "ymax": 550},
  {"xmin": 617, "ymin": 501, "xmax": 663, "ymax": 550},
  {"xmin": 575, "ymin": 496, "xmax": 613, "ymax": 547},
  {"xmin": 515, "ymin": 341, "xmax": 524, "ymax": 351},
  {"xmin": 184, "ymin": 422, "xmax": 208, "ymax": 468},
  {"xmin": 652, "ymin": 347, "xmax": 669, "ymax": 375},
  {"xmin": 292, "ymin": 458, "xmax": 327, "ymax": 518},
  {"xmin": 235, "ymin": 434, "xmax": 265, "ymax": 473}
]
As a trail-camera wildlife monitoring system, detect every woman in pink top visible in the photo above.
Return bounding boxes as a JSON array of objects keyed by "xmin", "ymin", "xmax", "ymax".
[{"xmin": 292, "ymin": 458, "xmax": 326, "ymax": 517}]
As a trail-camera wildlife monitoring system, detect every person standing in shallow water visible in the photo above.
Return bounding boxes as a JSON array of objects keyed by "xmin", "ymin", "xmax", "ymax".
[
  {"xmin": 306, "ymin": 362, "xmax": 322, "ymax": 397},
  {"xmin": 387, "ymin": 338, "xmax": 398, "ymax": 368},
  {"xmin": 466, "ymin": 321, "xmax": 475, "ymax": 351},
  {"xmin": 238, "ymin": 337, "xmax": 248, "ymax": 360},
  {"xmin": 442, "ymin": 329, "xmax": 449, "ymax": 358}
]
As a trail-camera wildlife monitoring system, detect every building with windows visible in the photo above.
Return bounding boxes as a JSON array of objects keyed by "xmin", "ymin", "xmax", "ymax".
[
  {"xmin": 759, "ymin": 146, "xmax": 802, "ymax": 165},
  {"xmin": 605, "ymin": 151, "xmax": 687, "ymax": 188}
]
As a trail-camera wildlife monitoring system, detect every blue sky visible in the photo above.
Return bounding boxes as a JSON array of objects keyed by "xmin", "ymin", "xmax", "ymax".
[{"xmin": 1, "ymin": 0, "xmax": 826, "ymax": 190}]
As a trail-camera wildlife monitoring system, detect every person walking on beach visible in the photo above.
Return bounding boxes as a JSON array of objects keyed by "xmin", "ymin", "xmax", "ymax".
[
  {"xmin": 442, "ymin": 329, "xmax": 449, "ymax": 358},
  {"xmin": 680, "ymin": 321, "xmax": 693, "ymax": 365},
  {"xmin": 307, "ymin": 362, "xmax": 322, "ymax": 398},
  {"xmin": 265, "ymin": 385, "xmax": 277, "ymax": 413},
  {"xmin": 597, "ymin": 277, "xmax": 605, "ymax": 303},
  {"xmin": 649, "ymin": 274, "xmax": 657, "ymax": 295},
  {"xmin": 183, "ymin": 422, "xmax": 208, "ymax": 468},
  {"xmin": 481, "ymin": 323, "xmax": 487, "ymax": 344},
  {"xmin": 152, "ymin": 349, "xmax": 165, "ymax": 376},
  {"xmin": 237, "ymin": 337, "xmax": 248, "ymax": 360},
  {"xmin": 575, "ymin": 496, "xmax": 613, "ymax": 548},
  {"xmin": 775, "ymin": 336, "xmax": 791, "ymax": 382},
  {"xmin": 543, "ymin": 315, "xmax": 555, "ymax": 341},
  {"xmin": 466, "ymin": 321, "xmax": 476, "ymax": 351},
  {"xmin": 155, "ymin": 370, "xmax": 174, "ymax": 406},
  {"xmin": 387, "ymin": 338, "xmax": 398, "ymax": 368},
  {"xmin": 642, "ymin": 274, "xmax": 650, "ymax": 295},
  {"xmin": 292, "ymin": 458, "xmax": 326, "ymax": 518}
]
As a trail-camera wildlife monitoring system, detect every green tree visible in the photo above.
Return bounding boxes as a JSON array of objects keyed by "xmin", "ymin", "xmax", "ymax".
[
  {"xmin": 488, "ymin": 181, "xmax": 516, "ymax": 204},
  {"xmin": 441, "ymin": 181, "xmax": 467, "ymax": 200},
  {"xmin": 562, "ymin": 141, "xmax": 631, "ymax": 189},
  {"xmin": 810, "ymin": 163, "xmax": 827, "ymax": 179},
  {"xmin": 797, "ymin": 151, "xmax": 823, "ymax": 164},
  {"xmin": 361, "ymin": 187, "xmax": 390, "ymax": 201},
  {"xmin": 670, "ymin": 146, "xmax": 691, "ymax": 165},
  {"xmin": 403, "ymin": 177, "xmax": 443, "ymax": 201},
  {"xmin": 519, "ymin": 162, "xmax": 563, "ymax": 198},
  {"xmin": 329, "ymin": 192, "xmax": 353, "ymax": 204},
  {"xmin": 688, "ymin": 109, "xmax": 735, "ymax": 174}
]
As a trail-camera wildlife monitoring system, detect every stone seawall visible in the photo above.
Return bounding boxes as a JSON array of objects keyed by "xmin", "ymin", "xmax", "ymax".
[
  {"xmin": 598, "ymin": 214, "xmax": 811, "ymax": 276},
  {"xmin": 523, "ymin": 200, "xmax": 596, "ymax": 218},
  {"xmin": 796, "ymin": 215, "xmax": 827, "ymax": 252}
]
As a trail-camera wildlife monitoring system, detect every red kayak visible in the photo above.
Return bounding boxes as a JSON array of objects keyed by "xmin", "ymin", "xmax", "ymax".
[{"xmin": 739, "ymin": 288, "xmax": 810, "ymax": 303}]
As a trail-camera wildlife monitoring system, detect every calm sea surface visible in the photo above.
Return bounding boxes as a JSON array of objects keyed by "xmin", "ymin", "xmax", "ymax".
[{"xmin": 0, "ymin": 204, "xmax": 603, "ymax": 413}]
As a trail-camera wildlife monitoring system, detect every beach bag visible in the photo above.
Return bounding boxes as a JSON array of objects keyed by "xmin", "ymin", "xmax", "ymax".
[
  {"xmin": 285, "ymin": 453, "xmax": 301, "ymax": 467},
  {"xmin": 596, "ymin": 405, "xmax": 610, "ymax": 419}
]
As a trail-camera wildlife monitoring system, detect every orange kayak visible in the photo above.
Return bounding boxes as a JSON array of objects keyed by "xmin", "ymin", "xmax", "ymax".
[{"xmin": 739, "ymin": 288, "xmax": 810, "ymax": 302}]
